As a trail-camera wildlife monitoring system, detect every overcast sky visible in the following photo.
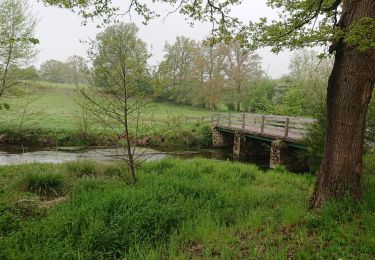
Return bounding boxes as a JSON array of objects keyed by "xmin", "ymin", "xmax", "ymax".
[{"xmin": 31, "ymin": 0, "xmax": 293, "ymax": 78}]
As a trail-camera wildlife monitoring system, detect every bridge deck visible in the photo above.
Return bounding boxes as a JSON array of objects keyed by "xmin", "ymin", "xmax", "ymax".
[
  {"xmin": 186, "ymin": 113, "xmax": 317, "ymax": 143},
  {"xmin": 218, "ymin": 123, "xmax": 305, "ymax": 141}
]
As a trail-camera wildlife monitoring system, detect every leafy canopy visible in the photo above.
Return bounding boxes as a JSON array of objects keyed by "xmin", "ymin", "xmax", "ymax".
[{"xmin": 41, "ymin": 0, "xmax": 375, "ymax": 53}]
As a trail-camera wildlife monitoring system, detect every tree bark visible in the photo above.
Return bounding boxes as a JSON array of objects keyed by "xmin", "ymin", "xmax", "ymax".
[{"xmin": 311, "ymin": 0, "xmax": 375, "ymax": 208}]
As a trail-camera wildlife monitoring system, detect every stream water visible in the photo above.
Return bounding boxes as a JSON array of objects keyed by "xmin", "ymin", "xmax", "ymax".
[{"xmin": 0, "ymin": 146, "xmax": 270, "ymax": 169}]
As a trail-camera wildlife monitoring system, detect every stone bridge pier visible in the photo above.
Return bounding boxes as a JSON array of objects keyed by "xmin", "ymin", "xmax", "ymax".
[
  {"xmin": 269, "ymin": 140, "xmax": 307, "ymax": 172},
  {"xmin": 212, "ymin": 127, "xmax": 233, "ymax": 148},
  {"xmin": 212, "ymin": 127, "xmax": 307, "ymax": 171},
  {"xmin": 233, "ymin": 131, "xmax": 266, "ymax": 157}
]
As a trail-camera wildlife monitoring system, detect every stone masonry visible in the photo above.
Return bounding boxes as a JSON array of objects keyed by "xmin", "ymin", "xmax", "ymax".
[{"xmin": 212, "ymin": 127, "xmax": 232, "ymax": 147}]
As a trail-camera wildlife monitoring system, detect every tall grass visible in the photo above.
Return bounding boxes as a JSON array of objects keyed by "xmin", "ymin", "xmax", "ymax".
[
  {"xmin": 0, "ymin": 158, "xmax": 373, "ymax": 259},
  {"xmin": 18, "ymin": 171, "xmax": 67, "ymax": 199}
]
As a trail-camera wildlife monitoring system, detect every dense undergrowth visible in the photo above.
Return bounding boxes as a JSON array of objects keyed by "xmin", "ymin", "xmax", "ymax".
[{"xmin": 0, "ymin": 157, "xmax": 374, "ymax": 259}]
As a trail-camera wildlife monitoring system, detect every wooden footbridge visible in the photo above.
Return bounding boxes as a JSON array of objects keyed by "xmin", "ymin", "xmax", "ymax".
[
  {"xmin": 186, "ymin": 113, "xmax": 316, "ymax": 142},
  {"xmin": 186, "ymin": 113, "xmax": 317, "ymax": 171}
]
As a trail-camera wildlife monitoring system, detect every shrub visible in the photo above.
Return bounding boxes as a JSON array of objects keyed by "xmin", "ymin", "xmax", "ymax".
[
  {"xmin": 303, "ymin": 103, "xmax": 326, "ymax": 173},
  {"xmin": 19, "ymin": 172, "xmax": 67, "ymax": 199},
  {"xmin": 195, "ymin": 125, "xmax": 212, "ymax": 147}
]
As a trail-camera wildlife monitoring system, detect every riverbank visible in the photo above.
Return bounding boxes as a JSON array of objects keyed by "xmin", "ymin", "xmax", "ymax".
[
  {"xmin": 0, "ymin": 123, "xmax": 213, "ymax": 149},
  {"xmin": 1, "ymin": 81, "xmax": 221, "ymax": 148},
  {"xmin": 0, "ymin": 158, "xmax": 374, "ymax": 259}
]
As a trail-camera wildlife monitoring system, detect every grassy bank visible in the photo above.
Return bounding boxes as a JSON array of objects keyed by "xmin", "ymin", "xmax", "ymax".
[
  {"xmin": 0, "ymin": 158, "xmax": 374, "ymax": 259},
  {"xmin": 0, "ymin": 123, "xmax": 212, "ymax": 148},
  {"xmin": 0, "ymin": 81, "xmax": 218, "ymax": 148}
]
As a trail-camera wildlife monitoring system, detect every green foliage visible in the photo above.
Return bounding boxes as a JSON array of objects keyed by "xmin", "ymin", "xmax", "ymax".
[
  {"xmin": 39, "ymin": 56, "xmax": 88, "ymax": 85},
  {"xmin": 0, "ymin": 159, "xmax": 373, "ymax": 258},
  {"xmin": 305, "ymin": 95, "xmax": 375, "ymax": 173},
  {"xmin": 243, "ymin": 79, "xmax": 275, "ymax": 113},
  {"xmin": 156, "ymin": 124, "xmax": 212, "ymax": 149},
  {"xmin": 366, "ymin": 97, "xmax": 375, "ymax": 143},
  {"xmin": 0, "ymin": 0, "xmax": 38, "ymax": 102},
  {"xmin": 158, "ymin": 37, "xmax": 264, "ymax": 110},
  {"xmin": 0, "ymin": 81, "xmax": 220, "ymax": 148},
  {"xmin": 66, "ymin": 160, "xmax": 97, "ymax": 177},
  {"xmin": 66, "ymin": 160, "xmax": 131, "ymax": 182},
  {"xmin": 346, "ymin": 18, "xmax": 375, "ymax": 51},
  {"xmin": 0, "ymin": 103, "xmax": 10, "ymax": 110},
  {"xmin": 18, "ymin": 171, "xmax": 68, "ymax": 199},
  {"xmin": 364, "ymin": 150, "xmax": 375, "ymax": 176}
]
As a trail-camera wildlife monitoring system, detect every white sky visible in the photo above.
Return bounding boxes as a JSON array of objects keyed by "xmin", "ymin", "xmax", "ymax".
[{"xmin": 31, "ymin": 0, "xmax": 293, "ymax": 78}]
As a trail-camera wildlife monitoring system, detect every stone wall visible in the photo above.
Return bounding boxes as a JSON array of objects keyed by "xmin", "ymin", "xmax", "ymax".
[
  {"xmin": 270, "ymin": 140, "xmax": 308, "ymax": 171},
  {"xmin": 212, "ymin": 127, "xmax": 232, "ymax": 147},
  {"xmin": 233, "ymin": 131, "xmax": 247, "ymax": 157}
]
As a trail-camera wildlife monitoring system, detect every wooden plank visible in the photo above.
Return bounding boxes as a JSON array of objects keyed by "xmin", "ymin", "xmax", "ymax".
[
  {"xmin": 284, "ymin": 117, "xmax": 290, "ymax": 138},
  {"xmin": 261, "ymin": 115, "xmax": 265, "ymax": 134},
  {"xmin": 211, "ymin": 112, "xmax": 315, "ymax": 141}
]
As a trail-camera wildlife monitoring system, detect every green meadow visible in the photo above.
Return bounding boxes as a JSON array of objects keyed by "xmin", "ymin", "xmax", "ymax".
[
  {"xmin": 0, "ymin": 157, "xmax": 374, "ymax": 259},
  {"xmin": 4, "ymin": 81, "xmax": 217, "ymax": 131},
  {"xmin": 1, "ymin": 82, "xmax": 219, "ymax": 147}
]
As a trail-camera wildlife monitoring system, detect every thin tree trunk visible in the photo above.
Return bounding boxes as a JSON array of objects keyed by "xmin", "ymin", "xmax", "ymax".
[
  {"xmin": 311, "ymin": 0, "xmax": 375, "ymax": 208},
  {"xmin": 236, "ymin": 101, "xmax": 241, "ymax": 112}
]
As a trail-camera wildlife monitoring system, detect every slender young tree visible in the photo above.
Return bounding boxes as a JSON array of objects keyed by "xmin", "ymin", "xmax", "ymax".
[
  {"xmin": 79, "ymin": 23, "xmax": 150, "ymax": 186},
  {"xmin": 0, "ymin": 0, "xmax": 38, "ymax": 103}
]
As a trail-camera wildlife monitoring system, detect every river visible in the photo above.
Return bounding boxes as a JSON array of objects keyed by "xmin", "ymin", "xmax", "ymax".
[{"xmin": 0, "ymin": 146, "xmax": 270, "ymax": 169}]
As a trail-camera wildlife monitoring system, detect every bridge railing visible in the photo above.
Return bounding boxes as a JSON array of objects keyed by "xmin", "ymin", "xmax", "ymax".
[{"xmin": 211, "ymin": 113, "xmax": 317, "ymax": 140}]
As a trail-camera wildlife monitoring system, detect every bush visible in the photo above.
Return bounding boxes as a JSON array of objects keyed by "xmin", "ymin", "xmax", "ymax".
[
  {"xmin": 19, "ymin": 172, "xmax": 67, "ymax": 199},
  {"xmin": 195, "ymin": 125, "xmax": 212, "ymax": 147},
  {"xmin": 303, "ymin": 103, "xmax": 326, "ymax": 173}
]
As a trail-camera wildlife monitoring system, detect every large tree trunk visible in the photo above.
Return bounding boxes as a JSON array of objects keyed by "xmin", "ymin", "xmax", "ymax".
[{"xmin": 311, "ymin": 0, "xmax": 375, "ymax": 208}]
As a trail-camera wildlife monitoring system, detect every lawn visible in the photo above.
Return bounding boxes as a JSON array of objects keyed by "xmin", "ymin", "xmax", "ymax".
[{"xmin": 0, "ymin": 158, "xmax": 374, "ymax": 259}]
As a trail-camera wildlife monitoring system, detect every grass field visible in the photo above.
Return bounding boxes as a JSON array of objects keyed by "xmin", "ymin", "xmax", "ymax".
[
  {"xmin": 0, "ymin": 82, "xmax": 221, "ymax": 147},
  {"xmin": 0, "ymin": 157, "xmax": 374, "ymax": 259},
  {"xmin": 3, "ymin": 81, "xmax": 218, "ymax": 132}
]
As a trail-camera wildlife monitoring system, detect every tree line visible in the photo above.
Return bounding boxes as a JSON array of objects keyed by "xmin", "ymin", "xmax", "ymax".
[{"xmin": 156, "ymin": 37, "xmax": 263, "ymax": 111}]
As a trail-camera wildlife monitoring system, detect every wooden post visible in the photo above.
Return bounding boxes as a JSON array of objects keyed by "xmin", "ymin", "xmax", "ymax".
[
  {"xmin": 228, "ymin": 113, "xmax": 232, "ymax": 127},
  {"xmin": 201, "ymin": 116, "xmax": 204, "ymax": 124},
  {"xmin": 261, "ymin": 115, "xmax": 265, "ymax": 133},
  {"xmin": 241, "ymin": 114, "xmax": 246, "ymax": 130},
  {"xmin": 284, "ymin": 117, "xmax": 290, "ymax": 138}
]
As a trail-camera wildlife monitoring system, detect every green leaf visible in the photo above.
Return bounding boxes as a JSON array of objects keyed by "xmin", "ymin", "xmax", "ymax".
[
  {"xmin": 3, "ymin": 103, "xmax": 10, "ymax": 110},
  {"xmin": 28, "ymin": 38, "xmax": 40, "ymax": 44}
]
